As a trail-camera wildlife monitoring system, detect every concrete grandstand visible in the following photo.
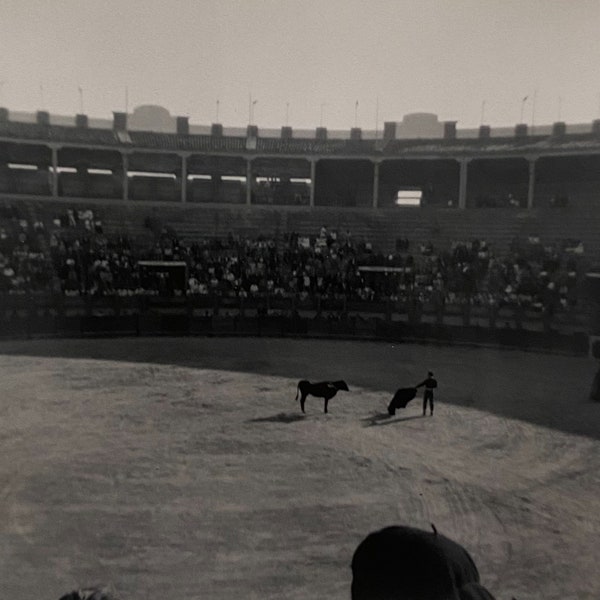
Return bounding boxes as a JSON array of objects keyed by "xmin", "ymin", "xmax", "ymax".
[{"xmin": 1, "ymin": 106, "xmax": 600, "ymax": 350}]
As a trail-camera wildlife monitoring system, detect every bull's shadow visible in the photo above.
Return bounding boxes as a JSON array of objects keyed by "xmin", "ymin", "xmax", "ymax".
[
  {"xmin": 362, "ymin": 412, "xmax": 424, "ymax": 427},
  {"xmin": 247, "ymin": 412, "xmax": 306, "ymax": 424}
]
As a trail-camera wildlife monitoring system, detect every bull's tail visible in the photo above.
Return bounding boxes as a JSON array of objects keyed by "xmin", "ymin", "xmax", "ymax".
[{"xmin": 295, "ymin": 383, "xmax": 300, "ymax": 402}]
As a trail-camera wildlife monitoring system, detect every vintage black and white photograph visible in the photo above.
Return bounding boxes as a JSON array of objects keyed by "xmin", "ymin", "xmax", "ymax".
[{"xmin": 1, "ymin": 1, "xmax": 600, "ymax": 598}]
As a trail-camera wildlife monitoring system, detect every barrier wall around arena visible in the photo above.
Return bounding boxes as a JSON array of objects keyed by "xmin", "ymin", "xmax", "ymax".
[{"xmin": 0, "ymin": 306, "xmax": 590, "ymax": 355}]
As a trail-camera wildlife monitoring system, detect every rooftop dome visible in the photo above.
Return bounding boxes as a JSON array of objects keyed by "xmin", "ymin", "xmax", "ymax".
[{"xmin": 129, "ymin": 105, "xmax": 174, "ymax": 132}]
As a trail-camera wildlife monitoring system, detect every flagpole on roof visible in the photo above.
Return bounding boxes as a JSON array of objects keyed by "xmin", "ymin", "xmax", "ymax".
[
  {"xmin": 531, "ymin": 89, "xmax": 537, "ymax": 133},
  {"xmin": 125, "ymin": 86, "xmax": 129, "ymax": 115},
  {"xmin": 354, "ymin": 100, "xmax": 359, "ymax": 128},
  {"xmin": 78, "ymin": 86, "xmax": 84, "ymax": 114},
  {"xmin": 248, "ymin": 93, "xmax": 258, "ymax": 125},
  {"xmin": 375, "ymin": 96, "xmax": 379, "ymax": 140},
  {"xmin": 520, "ymin": 95, "xmax": 528, "ymax": 123},
  {"xmin": 251, "ymin": 98, "xmax": 257, "ymax": 125}
]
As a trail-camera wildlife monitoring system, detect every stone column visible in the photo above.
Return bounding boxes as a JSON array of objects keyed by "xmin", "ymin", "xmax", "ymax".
[
  {"xmin": 246, "ymin": 158, "xmax": 252, "ymax": 205},
  {"xmin": 50, "ymin": 145, "xmax": 59, "ymax": 197},
  {"xmin": 309, "ymin": 159, "xmax": 316, "ymax": 207},
  {"xmin": 180, "ymin": 153, "xmax": 188, "ymax": 203},
  {"xmin": 122, "ymin": 153, "xmax": 129, "ymax": 201},
  {"xmin": 458, "ymin": 158, "xmax": 470, "ymax": 210},
  {"xmin": 372, "ymin": 160, "xmax": 380, "ymax": 208},
  {"xmin": 527, "ymin": 157, "xmax": 537, "ymax": 209}
]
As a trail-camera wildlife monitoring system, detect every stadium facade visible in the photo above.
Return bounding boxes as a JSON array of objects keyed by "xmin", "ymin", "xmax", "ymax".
[{"xmin": 2, "ymin": 105, "xmax": 600, "ymax": 258}]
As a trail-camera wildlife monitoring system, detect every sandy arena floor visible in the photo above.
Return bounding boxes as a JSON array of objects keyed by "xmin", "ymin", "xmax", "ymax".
[{"xmin": 0, "ymin": 337, "xmax": 599, "ymax": 600}]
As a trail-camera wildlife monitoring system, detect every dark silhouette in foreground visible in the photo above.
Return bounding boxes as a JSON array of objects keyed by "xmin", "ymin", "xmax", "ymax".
[
  {"xmin": 387, "ymin": 387, "xmax": 418, "ymax": 416},
  {"xmin": 295, "ymin": 379, "xmax": 349, "ymax": 413},
  {"xmin": 351, "ymin": 524, "xmax": 496, "ymax": 600},
  {"xmin": 59, "ymin": 587, "xmax": 119, "ymax": 600}
]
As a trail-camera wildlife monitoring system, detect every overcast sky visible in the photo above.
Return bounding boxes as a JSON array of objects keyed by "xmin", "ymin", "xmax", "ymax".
[{"xmin": 1, "ymin": 0, "xmax": 599, "ymax": 130}]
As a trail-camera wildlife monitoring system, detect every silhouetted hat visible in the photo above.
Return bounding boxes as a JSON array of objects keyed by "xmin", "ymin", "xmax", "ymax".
[
  {"xmin": 351, "ymin": 525, "xmax": 496, "ymax": 600},
  {"xmin": 428, "ymin": 371, "xmax": 434, "ymax": 376},
  {"xmin": 59, "ymin": 588, "xmax": 119, "ymax": 600}
]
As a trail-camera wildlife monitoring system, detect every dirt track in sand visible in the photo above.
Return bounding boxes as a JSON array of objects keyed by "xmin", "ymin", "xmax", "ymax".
[{"xmin": 0, "ymin": 338, "xmax": 599, "ymax": 600}]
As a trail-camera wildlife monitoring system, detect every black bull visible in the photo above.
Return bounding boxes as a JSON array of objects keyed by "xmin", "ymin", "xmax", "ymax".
[
  {"xmin": 351, "ymin": 525, "xmax": 496, "ymax": 600},
  {"xmin": 387, "ymin": 387, "xmax": 418, "ymax": 415},
  {"xmin": 296, "ymin": 380, "xmax": 349, "ymax": 413}
]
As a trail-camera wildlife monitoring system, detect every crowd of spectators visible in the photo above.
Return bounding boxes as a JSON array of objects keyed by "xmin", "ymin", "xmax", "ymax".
[
  {"xmin": 474, "ymin": 191, "xmax": 525, "ymax": 208},
  {"xmin": 0, "ymin": 208, "xmax": 55, "ymax": 294},
  {"xmin": 0, "ymin": 205, "xmax": 587, "ymax": 323}
]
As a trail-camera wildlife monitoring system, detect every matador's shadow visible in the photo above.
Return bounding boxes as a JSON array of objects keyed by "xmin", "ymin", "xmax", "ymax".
[{"xmin": 362, "ymin": 412, "xmax": 424, "ymax": 427}]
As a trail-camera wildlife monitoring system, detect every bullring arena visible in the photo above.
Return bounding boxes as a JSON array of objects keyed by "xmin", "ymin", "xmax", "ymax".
[
  {"xmin": 1, "ymin": 336, "xmax": 599, "ymax": 600},
  {"xmin": 2, "ymin": 106, "xmax": 600, "ymax": 599}
]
